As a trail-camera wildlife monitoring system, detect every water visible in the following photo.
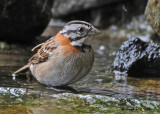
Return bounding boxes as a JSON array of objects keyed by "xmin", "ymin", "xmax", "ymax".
[{"xmin": 0, "ymin": 35, "xmax": 160, "ymax": 113}]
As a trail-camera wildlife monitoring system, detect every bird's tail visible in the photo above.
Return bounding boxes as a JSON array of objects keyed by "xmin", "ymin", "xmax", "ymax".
[{"xmin": 13, "ymin": 63, "xmax": 30, "ymax": 75}]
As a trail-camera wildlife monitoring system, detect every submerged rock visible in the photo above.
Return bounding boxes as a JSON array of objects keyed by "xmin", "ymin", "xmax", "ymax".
[
  {"xmin": 0, "ymin": 0, "xmax": 52, "ymax": 43},
  {"xmin": 113, "ymin": 37, "xmax": 160, "ymax": 77}
]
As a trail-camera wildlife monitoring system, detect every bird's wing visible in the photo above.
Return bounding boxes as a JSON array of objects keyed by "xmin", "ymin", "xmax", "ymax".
[
  {"xmin": 31, "ymin": 43, "xmax": 44, "ymax": 51},
  {"xmin": 29, "ymin": 36, "xmax": 58, "ymax": 64},
  {"xmin": 31, "ymin": 36, "xmax": 56, "ymax": 51},
  {"xmin": 13, "ymin": 37, "xmax": 57, "ymax": 74}
]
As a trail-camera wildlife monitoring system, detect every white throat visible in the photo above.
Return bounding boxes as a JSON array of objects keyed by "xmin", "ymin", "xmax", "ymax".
[{"xmin": 70, "ymin": 36, "xmax": 92, "ymax": 46}]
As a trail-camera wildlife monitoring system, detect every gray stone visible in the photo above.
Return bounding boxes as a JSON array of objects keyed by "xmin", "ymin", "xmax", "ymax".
[
  {"xmin": 51, "ymin": 0, "xmax": 148, "ymax": 28},
  {"xmin": 51, "ymin": 0, "xmax": 121, "ymax": 17}
]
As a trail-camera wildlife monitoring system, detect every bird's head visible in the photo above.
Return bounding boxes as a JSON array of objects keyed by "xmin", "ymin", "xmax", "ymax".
[{"xmin": 60, "ymin": 20, "xmax": 100, "ymax": 46}]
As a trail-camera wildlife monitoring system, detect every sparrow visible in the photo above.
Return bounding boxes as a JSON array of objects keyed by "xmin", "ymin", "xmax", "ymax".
[{"xmin": 13, "ymin": 20, "xmax": 100, "ymax": 86}]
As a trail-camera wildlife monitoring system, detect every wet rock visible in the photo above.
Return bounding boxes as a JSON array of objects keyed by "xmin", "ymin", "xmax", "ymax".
[
  {"xmin": 51, "ymin": 0, "xmax": 147, "ymax": 28},
  {"xmin": 145, "ymin": 0, "xmax": 160, "ymax": 36},
  {"xmin": 113, "ymin": 37, "xmax": 160, "ymax": 77},
  {"xmin": 0, "ymin": 0, "xmax": 52, "ymax": 43},
  {"xmin": 1, "ymin": 89, "xmax": 160, "ymax": 113},
  {"xmin": 49, "ymin": 93, "xmax": 160, "ymax": 111}
]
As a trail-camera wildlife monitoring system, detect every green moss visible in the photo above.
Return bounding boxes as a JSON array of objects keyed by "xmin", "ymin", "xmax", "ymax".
[
  {"xmin": 1, "ymin": 90, "xmax": 160, "ymax": 113},
  {"xmin": 0, "ymin": 92, "xmax": 40, "ymax": 106},
  {"xmin": 43, "ymin": 93, "xmax": 160, "ymax": 113}
]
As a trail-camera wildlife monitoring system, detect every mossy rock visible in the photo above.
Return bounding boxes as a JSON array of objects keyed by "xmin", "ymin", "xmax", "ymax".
[{"xmin": 145, "ymin": 0, "xmax": 160, "ymax": 35}]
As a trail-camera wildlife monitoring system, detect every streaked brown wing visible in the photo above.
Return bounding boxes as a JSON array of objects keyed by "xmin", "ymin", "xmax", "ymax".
[
  {"xmin": 31, "ymin": 43, "xmax": 44, "ymax": 51},
  {"xmin": 31, "ymin": 36, "xmax": 56, "ymax": 51},
  {"xmin": 29, "ymin": 36, "xmax": 57, "ymax": 64}
]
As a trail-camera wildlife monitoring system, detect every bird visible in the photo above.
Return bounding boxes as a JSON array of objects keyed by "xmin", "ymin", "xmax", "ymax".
[{"xmin": 13, "ymin": 20, "xmax": 100, "ymax": 86}]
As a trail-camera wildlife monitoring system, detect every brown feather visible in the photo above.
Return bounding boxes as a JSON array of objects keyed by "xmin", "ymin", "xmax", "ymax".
[
  {"xmin": 31, "ymin": 43, "xmax": 44, "ymax": 51},
  {"xmin": 29, "ymin": 36, "xmax": 57, "ymax": 64},
  {"xmin": 13, "ymin": 63, "xmax": 30, "ymax": 74}
]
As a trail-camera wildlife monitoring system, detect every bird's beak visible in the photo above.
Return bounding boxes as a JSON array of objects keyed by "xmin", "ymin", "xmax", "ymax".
[{"xmin": 89, "ymin": 27, "xmax": 101, "ymax": 35}]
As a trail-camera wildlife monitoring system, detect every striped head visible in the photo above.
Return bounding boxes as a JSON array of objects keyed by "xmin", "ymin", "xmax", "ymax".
[{"xmin": 60, "ymin": 20, "xmax": 100, "ymax": 46}]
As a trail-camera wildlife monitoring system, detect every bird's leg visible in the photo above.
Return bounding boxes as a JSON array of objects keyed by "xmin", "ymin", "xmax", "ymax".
[{"xmin": 26, "ymin": 71, "xmax": 32, "ymax": 82}]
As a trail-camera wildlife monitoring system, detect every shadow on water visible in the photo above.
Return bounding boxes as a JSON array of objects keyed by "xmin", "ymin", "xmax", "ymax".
[{"xmin": 1, "ymin": 36, "xmax": 160, "ymax": 113}]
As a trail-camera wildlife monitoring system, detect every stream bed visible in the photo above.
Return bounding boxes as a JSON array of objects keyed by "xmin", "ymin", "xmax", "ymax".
[{"xmin": 0, "ymin": 35, "xmax": 160, "ymax": 113}]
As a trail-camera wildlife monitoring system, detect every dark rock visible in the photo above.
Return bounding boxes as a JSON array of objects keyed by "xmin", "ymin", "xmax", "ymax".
[
  {"xmin": 51, "ymin": 0, "xmax": 147, "ymax": 28},
  {"xmin": 145, "ymin": 0, "xmax": 160, "ymax": 36},
  {"xmin": 113, "ymin": 37, "xmax": 160, "ymax": 77},
  {"xmin": 0, "ymin": 0, "xmax": 52, "ymax": 43}
]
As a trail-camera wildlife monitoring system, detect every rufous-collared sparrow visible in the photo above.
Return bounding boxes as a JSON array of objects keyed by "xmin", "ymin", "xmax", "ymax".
[{"xmin": 13, "ymin": 20, "xmax": 100, "ymax": 86}]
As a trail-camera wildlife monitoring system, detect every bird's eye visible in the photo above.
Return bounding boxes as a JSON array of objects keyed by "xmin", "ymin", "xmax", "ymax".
[{"xmin": 77, "ymin": 27, "xmax": 85, "ymax": 33}]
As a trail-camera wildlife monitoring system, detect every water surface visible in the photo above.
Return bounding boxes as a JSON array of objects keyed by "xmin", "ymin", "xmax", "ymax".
[{"xmin": 0, "ymin": 35, "xmax": 160, "ymax": 113}]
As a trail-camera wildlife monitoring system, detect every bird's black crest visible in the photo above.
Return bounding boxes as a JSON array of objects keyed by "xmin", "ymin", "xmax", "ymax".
[{"xmin": 66, "ymin": 20, "xmax": 92, "ymax": 28}]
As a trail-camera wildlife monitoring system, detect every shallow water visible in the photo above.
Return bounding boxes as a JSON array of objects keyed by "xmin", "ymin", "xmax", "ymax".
[{"xmin": 0, "ymin": 35, "xmax": 160, "ymax": 113}]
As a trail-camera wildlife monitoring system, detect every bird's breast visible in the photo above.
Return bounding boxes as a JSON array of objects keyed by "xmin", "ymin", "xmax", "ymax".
[{"xmin": 56, "ymin": 33, "xmax": 80, "ymax": 55}]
